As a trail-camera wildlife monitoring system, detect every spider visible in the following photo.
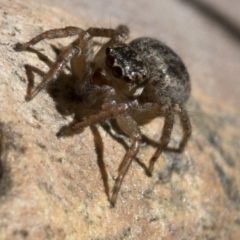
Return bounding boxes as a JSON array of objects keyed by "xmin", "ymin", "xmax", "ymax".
[{"xmin": 14, "ymin": 24, "xmax": 192, "ymax": 206}]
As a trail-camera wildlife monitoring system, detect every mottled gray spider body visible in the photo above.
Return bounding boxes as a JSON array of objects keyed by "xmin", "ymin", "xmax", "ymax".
[{"xmin": 15, "ymin": 25, "xmax": 192, "ymax": 206}]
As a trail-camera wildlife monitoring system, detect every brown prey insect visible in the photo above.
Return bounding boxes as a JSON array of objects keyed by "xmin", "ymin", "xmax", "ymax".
[{"xmin": 14, "ymin": 24, "xmax": 192, "ymax": 206}]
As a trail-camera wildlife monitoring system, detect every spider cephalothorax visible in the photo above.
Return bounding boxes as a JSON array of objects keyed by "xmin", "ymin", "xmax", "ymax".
[
  {"xmin": 104, "ymin": 44, "xmax": 148, "ymax": 98},
  {"xmin": 15, "ymin": 24, "xmax": 191, "ymax": 206}
]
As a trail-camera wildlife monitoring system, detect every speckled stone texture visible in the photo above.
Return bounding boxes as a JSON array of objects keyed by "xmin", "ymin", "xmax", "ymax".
[{"xmin": 0, "ymin": 0, "xmax": 240, "ymax": 239}]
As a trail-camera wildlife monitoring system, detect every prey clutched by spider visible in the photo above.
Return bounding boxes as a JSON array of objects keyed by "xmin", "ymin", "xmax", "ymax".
[{"xmin": 14, "ymin": 24, "xmax": 192, "ymax": 206}]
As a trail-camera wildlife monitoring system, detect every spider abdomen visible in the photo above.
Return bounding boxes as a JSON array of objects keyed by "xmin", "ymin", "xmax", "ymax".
[{"xmin": 130, "ymin": 37, "xmax": 191, "ymax": 106}]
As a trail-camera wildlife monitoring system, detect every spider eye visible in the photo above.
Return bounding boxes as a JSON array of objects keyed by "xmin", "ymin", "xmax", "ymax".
[
  {"xmin": 142, "ymin": 72, "xmax": 147, "ymax": 79},
  {"xmin": 105, "ymin": 55, "xmax": 114, "ymax": 67},
  {"xmin": 105, "ymin": 47, "xmax": 112, "ymax": 55},
  {"xmin": 123, "ymin": 76, "xmax": 131, "ymax": 83},
  {"xmin": 112, "ymin": 66, "xmax": 123, "ymax": 78}
]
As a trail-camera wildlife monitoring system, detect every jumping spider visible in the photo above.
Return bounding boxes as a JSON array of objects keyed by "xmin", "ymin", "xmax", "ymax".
[{"xmin": 14, "ymin": 25, "xmax": 192, "ymax": 206}]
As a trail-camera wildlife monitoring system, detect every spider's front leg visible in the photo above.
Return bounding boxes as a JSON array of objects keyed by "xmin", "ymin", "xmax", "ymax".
[
  {"xmin": 57, "ymin": 100, "xmax": 138, "ymax": 137},
  {"xmin": 87, "ymin": 24, "xmax": 129, "ymax": 43},
  {"xmin": 25, "ymin": 46, "xmax": 79, "ymax": 101},
  {"xmin": 14, "ymin": 26, "xmax": 95, "ymax": 101},
  {"xmin": 110, "ymin": 115, "xmax": 141, "ymax": 206},
  {"xmin": 88, "ymin": 25, "xmax": 130, "ymax": 64},
  {"xmin": 14, "ymin": 27, "xmax": 85, "ymax": 51},
  {"xmin": 14, "ymin": 25, "xmax": 129, "ymax": 101},
  {"xmin": 178, "ymin": 108, "xmax": 192, "ymax": 152}
]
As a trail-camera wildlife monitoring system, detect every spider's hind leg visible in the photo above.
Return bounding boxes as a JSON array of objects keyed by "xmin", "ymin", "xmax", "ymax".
[
  {"xmin": 178, "ymin": 108, "xmax": 192, "ymax": 152},
  {"xmin": 148, "ymin": 107, "xmax": 175, "ymax": 175},
  {"xmin": 147, "ymin": 106, "xmax": 191, "ymax": 175},
  {"xmin": 164, "ymin": 107, "xmax": 192, "ymax": 153}
]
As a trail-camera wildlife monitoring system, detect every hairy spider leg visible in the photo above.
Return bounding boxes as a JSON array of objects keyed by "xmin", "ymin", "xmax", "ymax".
[
  {"xmin": 148, "ymin": 108, "xmax": 174, "ymax": 175},
  {"xmin": 111, "ymin": 115, "xmax": 141, "ymax": 206},
  {"xmin": 56, "ymin": 101, "xmax": 137, "ymax": 137},
  {"xmin": 178, "ymin": 108, "xmax": 192, "ymax": 151},
  {"xmin": 87, "ymin": 25, "xmax": 130, "ymax": 66},
  {"xmin": 24, "ymin": 64, "xmax": 45, "ymax": 99},
  {"xmin": 148, "ymin": 107, "xmax": 192, "ymax": 174},
  {"xmin": 14, "ymin": 27, "xmax": 85, "ymax": 51},
  {"xmin": 87, "ymin": 25, "xmax": 129, "ymax": 42},
  {"xmin": 164, "ymin": 107, "xmax": 192, "ymax": 153},
  {"xmin": 25, "ymin": 46, "xmax": 79, "ymax": 101}
]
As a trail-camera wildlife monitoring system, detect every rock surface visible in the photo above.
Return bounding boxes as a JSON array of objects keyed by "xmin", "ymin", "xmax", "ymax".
[{"xmin": 0, "ymin": 0, "xmax": 240, "ymax": 239}]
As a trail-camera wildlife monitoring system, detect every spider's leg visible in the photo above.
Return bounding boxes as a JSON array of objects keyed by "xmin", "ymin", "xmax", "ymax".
[
  {"xmin": 148, "ymin": 107, "xmax": 174, "ymax": 175},
  {"xmin": 26, "ymin": 46, "xmax": 79, "ymax": 101},
  {"xmin": 86, "ymin": 25, "xmax": 130, "ymax": 64},
  {"xmin": 178, "ymin": 108, "xmax": 192, "ymax": 152},
  {"xmin": 164, "ymin": 107, "xmax": 192, "ymax": 153},
  {"xmin": 57, "ymin": 101, "xmax": 137, "ymax": 137},
  {"xmin": 24, "ymin": 64, "xmax": 45, "ymax": 99},
  {"xmin": 87, "ymin": 25, "xmax": 129, "ymax": 42},
  {"xmin": 14, "ymin": 27, "xmax": 85, "ymax": 51},
  {"xmin": 110, "ymin": 115, "xmax": 141, "ymax": 207},
  {"xmin": 26, "ymin": 47, "xmax": 55, "ymax": 67}
]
